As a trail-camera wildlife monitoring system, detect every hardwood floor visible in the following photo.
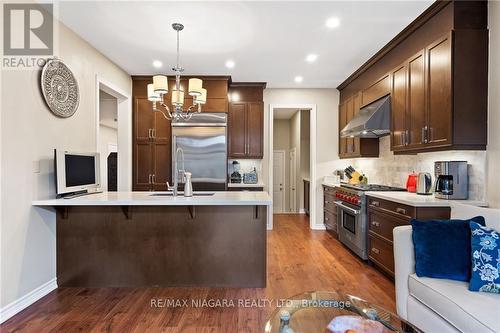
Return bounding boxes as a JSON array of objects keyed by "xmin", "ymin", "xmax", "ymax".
[{"xmin": 1, "ymin": 214, "xmax": 395, "ymax": 333}]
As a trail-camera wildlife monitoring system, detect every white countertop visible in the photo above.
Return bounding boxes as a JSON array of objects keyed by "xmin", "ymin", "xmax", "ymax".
[
  {"xmin": 365, "ymin": 191, "xmax": 488, "ymax": 207},
  {"xmin": 227, "ymin": 182, "xmax": 265, "ymax": 188},
  {"xmin": 322, "ymin": 182, "xmax": 340, "ymax": 188},
  {"xmin": 32, "ymin": 191, "xmax": 272, "ymax": 207}
]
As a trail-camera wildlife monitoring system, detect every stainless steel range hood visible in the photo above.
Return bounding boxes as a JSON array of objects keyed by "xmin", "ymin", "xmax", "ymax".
[{"xmin": 340, "ymin": 95, "xmax": 391, "ymax": 138}]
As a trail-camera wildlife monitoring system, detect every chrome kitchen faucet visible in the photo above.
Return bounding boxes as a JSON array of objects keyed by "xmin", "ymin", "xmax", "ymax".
[{"xmin": 167, "ymin": 147, "xmax": 185, "ymax": 197}]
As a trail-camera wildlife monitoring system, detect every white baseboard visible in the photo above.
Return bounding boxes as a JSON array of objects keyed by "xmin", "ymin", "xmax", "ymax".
[
  {"xmin": 299, "ymin": 208, "xmax": 306, "ymax": 214},
  {"xmin": 0, "ymin": 278, "xmax": 57, "ymax": 323}
]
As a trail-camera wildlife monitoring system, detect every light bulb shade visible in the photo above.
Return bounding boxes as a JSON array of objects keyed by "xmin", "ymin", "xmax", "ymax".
[
  {"xmin": 188, "ymin": 78, "xmax": 203, "ymax": 96},
  {"xmin": 147, "ymin": 84, "xmax": 162, "ymax": 102},
  {"xmin": 196, "ymin": 88, "xmax": 207, "ymax": 105},
  {"xmin": 171, "ymin": 89, "xmax": 185, "ymax": 106},
  {"xmin": 153, "ymin": 75, "xmax": 168, "ymax": 94}
]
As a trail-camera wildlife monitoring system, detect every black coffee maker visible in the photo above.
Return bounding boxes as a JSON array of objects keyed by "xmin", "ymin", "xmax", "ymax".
[{"xmin": 434, "ymin": 161, "xmax": 468, "ymax": 200}]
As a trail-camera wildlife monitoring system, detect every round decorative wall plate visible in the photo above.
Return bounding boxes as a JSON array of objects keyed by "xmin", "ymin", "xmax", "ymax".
[{"xmin": 41, "ymin": 59, "xmax": 80, "ymax": 118}]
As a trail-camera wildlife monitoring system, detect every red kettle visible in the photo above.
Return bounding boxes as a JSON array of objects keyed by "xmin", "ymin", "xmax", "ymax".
[{"xmin": 406, "ymin": 172, "xmax": 418, "ymax": 193}]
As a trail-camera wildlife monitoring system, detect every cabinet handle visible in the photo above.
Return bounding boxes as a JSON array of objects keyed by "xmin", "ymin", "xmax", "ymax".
[
  {"xmin": 152, "ymin": 128, "xmax": 156, "ymax": 139},
  {"xmin": 370, "ymin": 201, "xmax": 380, "ymax": 207},
  {"xmin": 148, "ymin": 129, "xmax": 152, "ymax": 139},
  {"xmin": 325, "ymin": 200, "xmax": 330, "ymax": 204},
  {"xmin": 325, "ymin": 217, "xmax": 329, "ymax": 221},
  {"xmin": 148, "ymin": 174, "xmax": 152, "ymax": 184},
  {"xmin": 396, "ymin": 207, "xmax": 406, "ymax": 215},
  {"xmin": 422, "ymin": 126, "xmax": 428, "ymax": 143},
  {"xmin": 371, "ymin": 221, "xmax": 380, "ymax": 227},
  {"xmin": 400, "ymin": 132, "xmax": 405, "ymax": 146},
  {"xmin": 152, "ymin": 174, "xmax": 156, "ymax": 184},
  {"xmin": 405, "ymin": 130, "xmax": 409, "ymax": 146},
  {"xmin": 371, "ymin": 247, "xmax": 380, "ymax": 254}
]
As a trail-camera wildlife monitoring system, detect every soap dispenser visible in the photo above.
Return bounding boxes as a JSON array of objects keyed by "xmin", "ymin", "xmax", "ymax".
[{"xmin": 184, "ymin": 172, "xmax": 193, "ymax": 197}]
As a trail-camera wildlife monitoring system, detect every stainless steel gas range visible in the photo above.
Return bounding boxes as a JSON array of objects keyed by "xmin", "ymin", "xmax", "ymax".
[{"xmin": 331, "ymin": 184, "xmax": 405, "ymax": 260}]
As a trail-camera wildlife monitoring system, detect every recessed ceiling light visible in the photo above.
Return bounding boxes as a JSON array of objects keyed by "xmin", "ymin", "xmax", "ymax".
[
  {"xmin": 152, "ymin": 60, "xmax": 163, "ymax": 68},
  {"xmin": 305, "ymin": 54, "xmax": 318, "ymax": 63},
  {"xmin": 326, "ymin": 17, "xmax": 341, "ymax": 29},
  {"xmin": 294, "ymin": 76, "xmax": 303, "ymax": 83},
  {"xmin": 225, "ymin": 60, "xmax": 235, "ymax": 69}
]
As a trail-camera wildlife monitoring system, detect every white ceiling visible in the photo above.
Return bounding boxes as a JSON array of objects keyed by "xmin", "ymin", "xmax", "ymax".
[{"xmin": 57, "ymin": 1, "xmax": 432, "ymax": 88}]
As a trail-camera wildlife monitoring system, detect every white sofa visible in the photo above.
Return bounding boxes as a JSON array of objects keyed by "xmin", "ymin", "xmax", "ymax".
[{"xmin": 393, "ymin": 203, "xmax": 500, "ymax": 333}]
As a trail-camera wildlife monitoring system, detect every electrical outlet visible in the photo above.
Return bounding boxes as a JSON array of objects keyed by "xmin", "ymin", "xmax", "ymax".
[{"xmin": 32, "ymin": 160, "xmax": 40, "ymax": 173}]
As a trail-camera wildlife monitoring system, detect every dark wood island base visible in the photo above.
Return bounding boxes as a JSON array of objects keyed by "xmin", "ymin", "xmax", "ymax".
[{"xmin": 56, "ymin": 205, "xmax": 267, "ymax": 288}]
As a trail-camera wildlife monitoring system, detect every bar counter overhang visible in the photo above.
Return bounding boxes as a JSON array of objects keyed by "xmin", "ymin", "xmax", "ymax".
[{"xmin": 33, "ymin": 191, "xmax": 271, "ymax": 288}]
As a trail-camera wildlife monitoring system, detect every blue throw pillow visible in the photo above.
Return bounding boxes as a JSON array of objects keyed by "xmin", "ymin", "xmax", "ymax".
[
  {"xmin": 411, "ymin": 216, "xmax": 486, "ymax": 281},
  {"xmin": 469, "ymin": 222, "xmax": 500, "ymax": 293}
]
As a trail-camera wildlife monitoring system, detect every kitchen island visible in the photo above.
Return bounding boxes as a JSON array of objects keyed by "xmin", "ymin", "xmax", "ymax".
[{"xmin": 33, "ymin": 191, "xmax": 271, "ymax": 288}]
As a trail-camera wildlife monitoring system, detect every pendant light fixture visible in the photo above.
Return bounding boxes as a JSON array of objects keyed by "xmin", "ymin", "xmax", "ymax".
[{"xmin": 147, "ymin": 23, "xmax": 206, "ymax": 120}]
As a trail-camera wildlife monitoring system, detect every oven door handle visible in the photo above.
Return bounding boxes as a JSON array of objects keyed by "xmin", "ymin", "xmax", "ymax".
[{"xmin": 334, "ymin": 201, "xmax": 361, "ymax": 215}]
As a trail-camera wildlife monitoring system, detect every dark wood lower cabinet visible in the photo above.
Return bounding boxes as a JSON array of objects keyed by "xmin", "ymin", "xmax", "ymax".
[
  {"xmin": 323, "ymin": 185, "xmax": 338, "ymax": 238},
  {"xmin": 367, "ymin": 196, "xmax": 450, "ymax": 278}
]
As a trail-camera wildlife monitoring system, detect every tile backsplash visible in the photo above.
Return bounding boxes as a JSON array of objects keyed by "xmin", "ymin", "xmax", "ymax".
[{"xmin": 342, "ymin": 137, "xmax": 486, "ymax": 201}]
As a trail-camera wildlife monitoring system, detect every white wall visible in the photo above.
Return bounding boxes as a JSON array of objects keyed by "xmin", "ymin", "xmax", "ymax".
[
  {"xmin": 488, "ymin": 1, "xmax": 500, "ymax": 208},
  {"xmin": 0, "ymin": 19, "xmax": 132, "ymax": 316}
]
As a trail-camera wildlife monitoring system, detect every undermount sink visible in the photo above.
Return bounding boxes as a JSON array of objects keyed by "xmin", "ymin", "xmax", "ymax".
[{"xmin": 149, "ymin": 192, "xmax": 215, "ymax": 197}]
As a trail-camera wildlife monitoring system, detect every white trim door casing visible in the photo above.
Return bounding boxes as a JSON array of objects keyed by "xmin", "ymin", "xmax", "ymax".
[
  {"xmin": 289, "ymin": 147, "xmax": 297, "ymax": 213},
  {"xmin": 268, "ymin": 103, "xmax": 320, "ymax": 230},
  {"xmin": 95, "ymin": 76, "xmax": 132, "ymax": 191},
  {"xmin": 272, "ymin": 150, "xmax": 286, "ymax": 213}
]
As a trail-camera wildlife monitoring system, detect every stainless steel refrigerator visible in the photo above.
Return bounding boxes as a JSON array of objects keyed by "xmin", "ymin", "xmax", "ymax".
[{"xmin": 171, "ymin": 113, "xmax": 227, "ymax": 191}]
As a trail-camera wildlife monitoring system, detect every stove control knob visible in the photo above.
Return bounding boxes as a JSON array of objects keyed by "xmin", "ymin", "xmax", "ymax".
[{"xmin": 357, "ymin": 199, "xmax": 362, "ymax": 204}]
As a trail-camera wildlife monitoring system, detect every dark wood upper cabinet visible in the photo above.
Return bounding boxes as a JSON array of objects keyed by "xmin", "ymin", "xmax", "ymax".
[
  {"xmin": 407, "ymin": 51, "xmax": 426, "ymax": 149},
  {"xmin": 247, "ymin": 102, "xmax": 264, "ymax": 158},
  {"xmin": 361, "ymin": 74, "xmax": 390, "ymax": 107},
  {"xmin": 228, "ymin": 83, "xmax": 266, "ymax": 159},
  {"xmin": 338, "ymin": 94, "xmax": 379, "ymax": 159},
  {"xmin": 338, "ymin": 1, "xmax": 488, "ymax": 155},
  {"xmin": 338, "ymin": 102, "xmax": 348, "ymax": 157},
  {"xmin": 390, "ymin": 64, "xmax": 407, "ymax": 151},
  {"xmin": 228, "ymin": 103, "xmax": 247, "ymax": 158},
  {"xmin": 425, "ymin": 34, "xmax": 452, "ymax": 148}
]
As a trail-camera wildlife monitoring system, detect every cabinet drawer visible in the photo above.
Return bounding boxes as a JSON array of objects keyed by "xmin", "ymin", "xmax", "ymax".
[
  {"xmin": 324, "ymin": 210, "xmax": 338, "ymax": 238},
  {"xmin": 324, "ymin": 196, "xmax": 337, "ymax": 213},
  {"xmin": 369, "ymin": 235, "xmax": 394, "ymax": 277},
  {"xmin": 368, "ymin": 210, "xmax": 409, "ymax": 243},
  {"xmin": 323, "ymin": 186, "xmax": 336, "ymax": 195},
  {"xmin": 367, "ymin": 197, "xmax": 415, "ymax": 221}
]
